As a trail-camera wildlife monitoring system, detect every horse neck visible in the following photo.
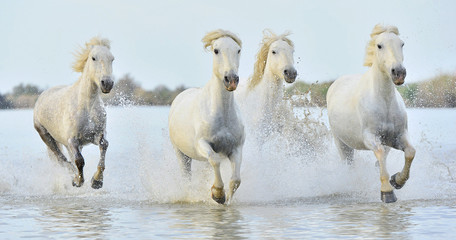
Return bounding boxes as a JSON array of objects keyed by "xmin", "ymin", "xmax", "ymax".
[
  {"xmin": 205, "ymin": 74, "xmax": 235, "ymax": 115},
  {"xmin": 73, "ymin": 71, "xmax": 100, "ymax": 109},
  {"xmin": 257, "ymin": 67, "xmax": 284, "ymax": 110},
  {"xmin": 367, "ymin": 64, "xmax": 397, "ymax": 104}
]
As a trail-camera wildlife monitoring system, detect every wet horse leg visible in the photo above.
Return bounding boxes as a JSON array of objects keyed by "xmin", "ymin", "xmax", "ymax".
[
  {"xmin": 364, "ymin": 133, "xmax": 396, "ymax": 203},
  {"xmin": 34, "ymin": 124, "xmax": 73, "ymax": 170},
  {"xmin": 227, "ymin": 148, "xmax": 242, "ymax": 202},
  {"xmin": 174, "ymin": 148, "xmax": 192, "ymax": 180},
  {"xmin": 196, "ymin": 139, "xmax": 226, "ymax": 204},
  {"xmin": 390, "ymin": 135, "xmax": 416, "ymax": 189},
  {"xmin": 91, "ymin": 135, "xmax": 108, "ymax": 189},
  {"xmin": 373, "ymin": 146, "xmax": 395, "ymax": 203},
  {"xmin": 334, "ymin": 137, "xmax": 354, "ymax": 165},
  {"xmin": 68, "ymin": 138, "xmax": 85, "ymax": 187}
]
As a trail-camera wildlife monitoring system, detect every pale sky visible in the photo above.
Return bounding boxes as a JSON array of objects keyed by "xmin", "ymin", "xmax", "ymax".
[{"xmin": 0, "ymin": 0, "xmax": 455, "ymax": 94}]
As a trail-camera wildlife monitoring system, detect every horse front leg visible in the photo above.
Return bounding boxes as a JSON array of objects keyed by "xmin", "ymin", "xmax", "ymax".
[
  {"xmin": 227, "ymin": 148, "xmax": 242, "ymax": 203},
  {"xmin": 91, "ymin": 135, "xmax": 108, "ymax": 189},
  {"xmin": 364, "ymin": 134, "xmax": 396, "ymax": 203},
  {"xmin": 373, "ymin": 146, "xmax": 396, "ymax": 203},
  {"xmin": 196, "ymin": 139, "xmax": 226, "ymax": 204},
  {"xmin": 390, "ymin": 134, "xmax": 416, "ymax": 189},
  {"xmin": 69, "ymin": 138, "xmax": 84, "ymax": 187}
]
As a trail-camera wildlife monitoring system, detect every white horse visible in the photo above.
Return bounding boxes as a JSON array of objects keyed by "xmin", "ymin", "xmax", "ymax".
[
  {"xmin": 327, "ymin": 24, "xmax": 416, "ymax": 203},
  {"xmin": 238, "ymin": 30, "xmax": 297, "ymax": 132},
  {"xmin": 34, "ymin": 37, "xmax": 114, "ymax": 189},
  {"xmin": 168, "ymin": 30, "xmax": 245, "ymax": 204}
]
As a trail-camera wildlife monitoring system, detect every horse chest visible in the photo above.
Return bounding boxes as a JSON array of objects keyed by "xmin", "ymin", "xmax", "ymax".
[
  {"xmin": 375, "ymin": 116, "xmax": 405, "ymax": 148},
  {"xmin": 209, "ymin": 131, "xmax": 240, "ymax": 156},
  {"xmin": 77, "ymin": 111, "xmax": 105, "ymax": 144},
  {"xmin": 207, "ymin": 118, "xmax": 243, "ymax": 156}
]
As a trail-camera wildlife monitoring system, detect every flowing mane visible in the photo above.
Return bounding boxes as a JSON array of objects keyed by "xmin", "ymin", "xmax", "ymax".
[
  {"xmin": 72, "ymin": 37, "xmax": 111, "ymax": 72},
  {"xmin": 364, "ymin": 24, "xmax": 399, "ymax": 67},
  {"xmin": 202, "ymin": 29, "xmax": 242, "ymax": 50},
  {"xmin": 248, "ymin": 30, "xmax": 294, "ymax": 89}
]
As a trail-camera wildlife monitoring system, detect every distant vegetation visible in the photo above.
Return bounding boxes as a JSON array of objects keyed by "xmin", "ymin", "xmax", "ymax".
[
  {"xmin": 0, "ymin": 74, "xmax": 187, "ymax": 109},
  {"xmin": 101, "ymin": 74, "xmax": 186, "ymax": 106},
  {"xmin": 1, "ymin": 73, "xmax": 455, "ymax": 109},
  {"xmin": 285, "ymin": 73, "xmax": 456, "ymax": 108}
]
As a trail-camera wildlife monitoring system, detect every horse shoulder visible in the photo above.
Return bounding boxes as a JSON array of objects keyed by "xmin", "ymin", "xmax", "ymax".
[{"xmin": 169, "ymin": 88, "xmax": 202, "ymax": 153}]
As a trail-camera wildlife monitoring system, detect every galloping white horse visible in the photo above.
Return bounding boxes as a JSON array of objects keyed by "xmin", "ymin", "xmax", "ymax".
[
  {"xmin": 238, "ymin": 30, "xmax": 297, "ymax": 131},
  {"xmin": 168, "ymin": 30, "xmax": 245, "ymax": 204},
  {"xmin": 327, "ymin": 24, "xmax": 416, "ymax": 203},
  {"xmin": 34, "ymin": 37, "xmax": 114, "ymax": 189}
]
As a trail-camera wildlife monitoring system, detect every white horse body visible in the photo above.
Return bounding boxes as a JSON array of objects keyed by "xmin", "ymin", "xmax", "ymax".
[
  {"xmin": 35, "ymin": 82, "xmax": 106, "ymax": 146},
  {"xmin": 34, "ymin": 37, "xmax": 114, "ymax": 189},
  {"xmin": 169, "ymin": 30, "xmax": 244, "ymax": 204},
  {"xmin": 328, "ymin": 72, "xmax": 408, "ymax": 151},
  {"xmin": 169, "ymin": 86, "xmax": 244, "ymax": 161},
  {"xmin": 327, "ymin": 24, "xmax": 415, "ymax": 203}
]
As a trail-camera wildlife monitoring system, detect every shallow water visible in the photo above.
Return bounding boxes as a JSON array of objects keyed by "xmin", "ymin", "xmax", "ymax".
[{"xmin": 1, "ymin": 107, "xmax": 456, "ymax": 238}]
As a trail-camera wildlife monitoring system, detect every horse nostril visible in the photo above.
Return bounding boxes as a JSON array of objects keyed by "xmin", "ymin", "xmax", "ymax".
[
  {"xmin": 224, "ymin": 76, "xmax": 229, "ymax": 82},
  {"xmin": 101, "ymin": 80, "xmax": 105, "ymax": 85},
  {"xmin": 284, "ymin": 69, "xmax": 288, "ymax": 75},
  {"xmin": 392, "ymin": 69, "xmax": 396, "ymax": 74}
]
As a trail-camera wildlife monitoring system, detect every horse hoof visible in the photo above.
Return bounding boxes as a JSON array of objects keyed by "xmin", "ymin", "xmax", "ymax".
[
  {"xmin": 212, "ymin": 194, "xmax": 226, "ymax": 204},
  {"xmin": 211, "ymin": 186, "xmax": 226, "ymax": 204},
  {"xmin": 91, "ymin": 177, "xmax": 103, "ymax": 189},
  {"xmin": 389, "ymin": 173, "xmax": 404, "ymax": 189},
  {"xmin": 72, "ymin": 175, "xmax": 84, "ymax": 187},
  {"xmin": 381, "ymin": 191, "xmax": 397, "ymax": 203},
  {"xmin": 72, "ymin": 180, "xmax": 83, "ymax": 187}
]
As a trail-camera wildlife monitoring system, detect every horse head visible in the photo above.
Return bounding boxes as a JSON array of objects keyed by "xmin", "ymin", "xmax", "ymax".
[
  {"xmin": 202, "ymin": 30, "xmax": 242, "ymax": 92},
  {"xmin": 365, "ymin": 25, "xmax": 406, "ymax": 85},
  {"xmin": 266, "ymin": 37, "xmax": 297, "ymax": 84},
  {"xmin": 249, "ymin": 30, "xmax": 297, "ymax": 90},
  {"xmin": 74, "ymin": 37, "xmax": 115, "ymax": 93}
]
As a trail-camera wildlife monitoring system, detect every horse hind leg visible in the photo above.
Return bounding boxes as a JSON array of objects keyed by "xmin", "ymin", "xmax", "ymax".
[
  {"xmin": 91, "ymin": 135, "xmax": 108, "ymax": 189},
  {"xmin": 175, "ymin": 148, "xmax": 192, "ymax": 180},
  {"xmin": 334, "ymin": 137, "xmax": 354, "ymax": 165},
  {"xmin": 34, "ymin": 123, "xmax": 73, "ymax": 170}
]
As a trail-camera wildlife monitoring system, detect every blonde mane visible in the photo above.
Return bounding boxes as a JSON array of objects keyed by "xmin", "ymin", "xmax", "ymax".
[
  {"xmin": 72, "ymin": 37, "xmax": 111, "ymax": 72},
  {"xmin": 248, "ymin": 30, "xmax": 294, "ymax": 89},
  {"xmin": 201, "ymin": 29, "xmax": 242, "ymax": 51},
  {"xmin": 364, "ymin": 24, "xmax": 400, "ymax": 67}
]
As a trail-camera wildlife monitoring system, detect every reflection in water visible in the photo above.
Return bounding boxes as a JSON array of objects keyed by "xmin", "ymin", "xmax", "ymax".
[
  {"xmin": 36, "ymin": 199, "xmax": 112, "ymax": 239},
  {"xmin": 1, "ymin": 195, "xmax": 456, "ymax": 238},
  {"xmin": 328, "ymin": 203, "xmax": 413, "ymax": 238},
  {"xmin": 161, "ymin": 205, "xmax": 247, "ymax": 239}
]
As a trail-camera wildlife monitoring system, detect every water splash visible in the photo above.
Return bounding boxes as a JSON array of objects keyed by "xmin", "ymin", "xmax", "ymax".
[{"xmin": 1, "ymin": 106, "xmax": 455, "ymax": 205}]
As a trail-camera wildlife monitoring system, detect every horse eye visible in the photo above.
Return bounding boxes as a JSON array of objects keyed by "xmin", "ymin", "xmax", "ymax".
[
  {"xmin": 214, "ymin": 49, "xmax": 219, "ymax": 55},
  {"xmin": 92, "ymin": 57, "xmax": 96, "ymax": 61},
  {"xmin": 238, "ymin": 49, "xmax": 241, "ymax": 54},
  {"xmin": 272, "ymin": 50, "xmax": 277, "ymax": 54},
  {"xmin": 401, "ymin": 43, "xmax": 404, "ymax": 47},
  {"xmin": 377, "ymin": 44, "xmax": 382, "ymax": 50}
]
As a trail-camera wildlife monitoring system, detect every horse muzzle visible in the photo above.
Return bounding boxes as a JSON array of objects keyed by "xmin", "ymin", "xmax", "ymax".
[
  {"xmin": 284, "ymin": 67, "xmax": 297, "ymax": 83},
  {"xmin": 224, "ymin": 74, "xmax": 239, "ymax": 91},
  {"xmin": 392, "ymin": 67, "xmax": 406, "ymax": 86},
  {"xmin": 100, "ymin": 77, "xmax": 114, "ymax": 93}
]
